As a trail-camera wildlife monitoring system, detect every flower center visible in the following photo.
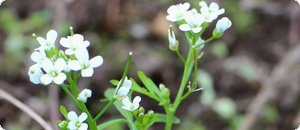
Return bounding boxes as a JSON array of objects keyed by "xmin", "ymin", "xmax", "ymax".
[{"xmin": 49, "ymin": 70, "xmax": 58, "ymax": 77}]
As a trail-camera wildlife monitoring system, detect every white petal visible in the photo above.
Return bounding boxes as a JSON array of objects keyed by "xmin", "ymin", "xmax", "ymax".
[
  {"xmin": 67, "ymin": 111, "xmax": 78, "ymax": 121},
  {"xmin": 192, "ymin": 27, "xmax": 202, "ymax": 33},
  {"xmin": 83, "ymin": 41, "xmax": 90, "ymax": 48},
  {"xmin": 68, "ymin": 60, "xmax": 82, "ymax": 71},
  {"xmin": 123, "ymin": 78, "xmax": 132, "ymax": 89},
  {"xmin": 75, "ymin": 49, "xmax": 89, "ymax": 62},
  {"xmin": 209, "ymin": 2, "xmax": 219, "ymax": 12},
  {"xmin": 122, "ymin": 97, "xmax": 132, "ymax": 106},
  {"xmin": 65, "ymin": 49, "xmax": 75, "ymax": 55},
  {"xmin": 78, "ymin": 112, "xmax": 88, "ymax": 123},
  {"xmin": 28, "ymin": 64, "xmax": 43, "ymax": 84},
  {"xmin": 73, "ymin": 34, "xmax": 84, "ymax": 43},
  {"xmin": 90, "ymin": 56, "xmax": 103, "ymax": 68},
  {"xmin": 54, "ymin": 58, "xmax": 66, "ymax": 72},
  {"xmin": 46, "ymin": 30, "xmax": 58, "ymax": 45},
  {"xmin": 179, "ymin": 24, "xmax": 191, "ymax": 31},
  {"xmin": 218, "ymin": 8, "xmax": 225, "ymax": 15},
  {"xmin": 132, "ymin": 96, "xmax": 141, "ymax": 110},
  {"xmin": 53, "ymin": 73, "xmax": 66, "ymax": 84},
  {"xmin": 167, "ymin": 5, "xmax": 177, "ymax": 15},
  {"xmin": 31, "ymin": 51, "xmax": 43, "ymax": 63},
  {"xmin": 41, "ymin": 58, "xmax": 54, "ymax": 73},
  {"xmin": 36, "ymin": 37, "xmax": 46, "ymax": 46},
  {"xmin": 166, "ymin": 15, "xmax": 177, "ymax": 22},
  {"xmin": 182, "ymin": 2, "xmax": 190, "ymax": 11},
  {"xmin": 40, "ymin": 74, "xmax": 53, "ymax": 85},
  {"xmin": 78, "ymin": 123, "xmax": 88, "ymax": 130},
  {"xmin": 117, "ymin": 86, "xmax": 130, "ymax": 97},
  {"xmin": 59, "ymin": 37, "xmax": 71, "ymax": 48},
  {"xmin": 67, "ymin": 122, "xmax": 77, "ymax": 130},
  {"xmin": 81, "ymin": 67, "xmax": 94, "ymax": 77}
]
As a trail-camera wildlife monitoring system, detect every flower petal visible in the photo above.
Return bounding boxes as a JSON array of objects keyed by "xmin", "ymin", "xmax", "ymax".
[
  {"xmin": 46, "ymin": 30, "xmax": 57, "ymax": 45},
  {"xmin": 65, "ymin": 49, "xmax": 75, "ymax": 55},
  {"xmin": 36, "ymin": 37, "xmax": 46, "ymax": 46},
  {"xmin": 67, "ymin": 122, "xmax": 77, "ymax": 129},
  {"xmin": 31, "ymin": 51, "xmax": 43, "ymax": 63},
  {"xmin": 41, "ymin": 58, "xmax": 53, "ymax": 73},
  {"xmin": 179, "ymin": 24, "xmax": 191, "ymax": 31},
  {"xmin": 132, "ymin": 96, "xmax": 141, "ymax": 110},
  {"xmin": 81, "ymin": 67, "xmax": 94, "ymax": 77},
  {"xmin": 78, "ymin": 112, "xmax": 88, "ymax": 123},
  {"xmin": 59, "ymin": 37, "xmax": 70, "ymax": 48},
  {"xmin": 192, "ymin": 27, "xmax": 202, "ymax": 33},
  {"xmin": 54, "ymin": 58, "xmax": 66, "ymax": 72},
  {"xmin": 53, "ymin": 73, "xmax": 66, "ymax": 84},
  {"xmin": 90, "ymin": 56, "xmax": 103, "ymax": 68},
  {"xmin": 75, "ymin": 49, "xmax": 89, "ymax": 62},
  {"xmin": 78, "ymin": 123, "xmax": 88, "ymax": 130},
  {"xmin": 67, "ymin": 111, "xmax": 78, "ymax": 121},
  {"xmin": 40, "ymin": 74, "xmax": 53, "ymax": 85},
  {"xmin": 83, "ymin": 41, "xmax": 90, "ymax": 48},
  {"xmin": 68, "ymin": 60, "xmax": 82, "ymax": 71}
]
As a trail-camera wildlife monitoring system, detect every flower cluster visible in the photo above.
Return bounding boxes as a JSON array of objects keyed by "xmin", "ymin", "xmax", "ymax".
[
  {"xmin": 113, "ymin": 77, "xmax": 142, "ymax": 112},
  {"xmin": 28, "ymin": 29, "xmax": 104, "ymax": 85},
  {"xmin": 167, "ymin": 1, "xmax": 232, "ymax": 50},
  {"xmin": 58, "ymin": 111, "xmax": 88, "ymax": 130}
]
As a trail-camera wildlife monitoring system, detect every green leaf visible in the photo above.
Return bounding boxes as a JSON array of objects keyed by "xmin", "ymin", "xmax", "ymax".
[
  {"xmin": 130, "ymin": 78, "xmax": 160, "ymax": 102},
  {"xmin": 110, "ymin": 80, "xmax": 119, "ymax": 86},
  {"xmin": 97, "ymin": 119, "xmax": 127, "ymax": 130},
  {"xmin": 59, "ymin": 105, "xmax": 68, "ymax": 120},
  {"xmin": 137, "ymin": 71, "xmax": 162, "ymax": 99},
  {"xmin": 154, "ymin": 113, "xmax": 180, "ymax": 124}
]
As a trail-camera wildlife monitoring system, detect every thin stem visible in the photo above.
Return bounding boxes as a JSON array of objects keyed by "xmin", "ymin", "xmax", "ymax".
[
  {"xmin": 114, "ymin": 52, "xmax": 133, "ymax": 96},
  {"xmin": 175, "ymin": 50, "xmax": 186, "ymax": 64},
  {"xmin": 61, "ymin": 85, "xmax": 79, "ymax": 106},
  {"xmin": 94, "ymin": 98, "xmax": 117, "ymax": 121},
  {"xmin": 195, "ymin": 37, "xmax": 216, "ymax": 48}
]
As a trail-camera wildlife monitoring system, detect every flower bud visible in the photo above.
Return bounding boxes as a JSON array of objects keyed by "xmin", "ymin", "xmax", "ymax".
[
  {"xmin": 168, "ymin": 25, "xmax": 178, "ymax": 51},
  {"xmin": 58, "ymin": 120, "xmax": 68, "ymax": 129},
  {"xmin": 213, "ymin": 17, "xmax": 232, "ymax": 38}
]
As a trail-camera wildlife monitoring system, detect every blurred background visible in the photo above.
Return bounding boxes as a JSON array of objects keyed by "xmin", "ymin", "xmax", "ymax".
[{"xmin": 0, "ymin": 0, "xmax": 299, "ymax": 130}]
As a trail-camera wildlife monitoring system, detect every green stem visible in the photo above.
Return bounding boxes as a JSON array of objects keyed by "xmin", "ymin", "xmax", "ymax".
[
  {"xmin": 94, "ymin": 98, "xmax": 117, "ymax": 121},
  {"xmin": 165, "ymin": 46, "xmax": 195, "ymax": 130},
  {"xmin": 61, "ymin": 85, "xmax": 79, "ymax": 107},
  {"xmin": 175, "ymin": 50, "xmax": 186, "ymax": 64},
  {"xmin": 195, "ymin": 37, "xmax": 216, "ymax": 48}
]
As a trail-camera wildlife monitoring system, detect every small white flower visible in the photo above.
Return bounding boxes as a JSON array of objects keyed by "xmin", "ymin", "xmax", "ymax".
[
  {"xmin": 216, "ymin": 17, "xmax": 232, "ymax": 33},
  {"xmin": 168, "ymin": 27, "xmax": 177, "ymax": 51},
  {"xmin": 199, "ymin": 1, "xmax": 225, "ymax": 23},
  {"xmin": 122, "ymin": 96, "xmax": 141, "ymax": 111},
  {"xmin": 67, "ymin": 111, "xmax": 88, "ymax": 130},
  {"xmin": 0, "ymin": 0, "xmax": 5, "ymax": 5},
  {"xmin": 166, "ymin": 2, "xmax": 190, "ymax": 22},
  {"xmin": 40, "ymin": 58, "xmax": 67, "ymax": 85},
  {"xmin": 179, "ymin": 9, "xmax": 204, "ymax": 33},
  {"xmin": 195, "ymin": 38, "xmax": 205, "ymax": 50},
  {"xmin": 28, "ymin": 64, "xmax": 43, "ymax": 84},
  {"xmin": 114, "ymin": 77, "xmax": 132, "ymax": 99},
  {"xmin": 60, "ymin": 34, "xmax": 90, "ymax": 55},
  {"xmin": 68, "ymin": 49, "xmax": 103, "ymax": 77},
  {"xmin": 36, "ymin": 30, "xmax": 57, "ymax": 50},
  {"xmin": 78, "ymin": 89, "xmax": 92, "ymax": 103},
  {"xmin": 31, "ymin": 49, "xmax": 47, "ymax": 64}
]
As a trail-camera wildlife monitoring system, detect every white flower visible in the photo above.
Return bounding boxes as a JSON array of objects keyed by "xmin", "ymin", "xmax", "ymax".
[
  {"xmin": 296, "ymin": 125, "xmax": 300, "ymax": 130},
  {"xmin": 216, "ymin": 17, "xmax": 232, "ymax": 33},
  {"xmin": 199, "ymin": 1, "xmax": 225, "ymax": 23},
  {"xmin": 78, "ymin": 89, "xmax": 92, "ymax": 103},
  {"xmin": 168, "ymin": 27, "xmax": 177, "ymax": 51},
  {"xmin": 67, "ymin": 111, "xmax": 88, "ymax": 130},
  {"xmin": 36, "ymin": 30, "xmax": 57, "ymax": 50},
  {"xmin": 195, "ymin": 38, "xmax": 205, "ymax": 50},
  {"xmin": 179, "ymin": 9, "xmax": 204, "ymax": 33},
  {"xmin": 31, "ymin": 49, "xmax": 47, "ymax": 64},
  {"xmin": 40, "ymin": 58, "xmax": 67, "ymax": 85},
  {"xmin": 60, "ymin": 34, "xmax": 90, "ymax": 55},
  {"xmin": 68, "ymin": 49, "xmax": 103, "ymax": 77},
  {"xmin": 28, "ymin": 64, "xmax": 43, "ymax": 84},
  {"xmin": 166, "ymin": 2, "xmax": 190, "ymax": 22},
  {"xmin": 121, "ymin": 96, "xmax": 141, "ymax": 111},
  {"xmin": 114, "ymin": 77, "xmax": 132, "ymax": 99}
]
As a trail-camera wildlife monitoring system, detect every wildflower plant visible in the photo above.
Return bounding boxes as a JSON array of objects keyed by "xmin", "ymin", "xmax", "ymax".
[{"xmin": 28, "ymin": 1, "xmax": 231, "ymax": 130}]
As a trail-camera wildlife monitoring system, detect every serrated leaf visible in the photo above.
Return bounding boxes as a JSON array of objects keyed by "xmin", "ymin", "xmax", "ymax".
[
  {"xmin": 155, "ymin": 113, "xmax": 180, "ymax": 124},
  {"xmin": 97, "ymin": 119, "xmax": 127, "ymax": 130},
  {"xmin": 60, "ymin": 105, "xmax": 68, "ymax": 120},
  {"xmin": 137, "ymin": 71, "xmax": 162, "ymax": 99}
]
